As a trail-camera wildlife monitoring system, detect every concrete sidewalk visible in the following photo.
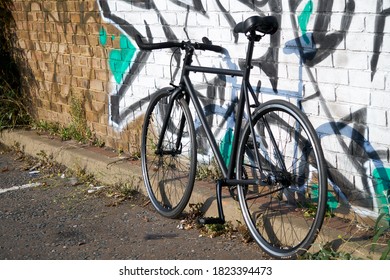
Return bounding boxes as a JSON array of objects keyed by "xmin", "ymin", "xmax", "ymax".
[{"xmin": 0, "ymin": 129, "xmax": 385, "ymax": 259}]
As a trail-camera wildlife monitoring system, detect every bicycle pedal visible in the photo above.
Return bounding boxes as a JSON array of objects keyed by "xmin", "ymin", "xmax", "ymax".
[{"xmin": 197, "ymin": 217, "xmax": 225, "ymax": 225}]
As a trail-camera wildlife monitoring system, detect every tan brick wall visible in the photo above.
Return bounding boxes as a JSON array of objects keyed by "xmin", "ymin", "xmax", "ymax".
[{"xmin": 11, "ymin": 0, "xmax": 138, "ymax": 152}]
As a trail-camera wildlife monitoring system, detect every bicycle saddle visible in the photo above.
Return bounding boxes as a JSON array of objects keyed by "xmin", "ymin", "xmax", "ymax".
[{"xmin": 234, "ymin": 15, "xmax": 278, "ymax": 35}]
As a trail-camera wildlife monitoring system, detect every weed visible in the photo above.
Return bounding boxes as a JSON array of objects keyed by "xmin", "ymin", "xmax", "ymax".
[
  {"xmin": 0, "ymin": 0, "xmax": 35, "ymax": 131},
  {"xmin": 196, "ymin": 159, "xmax": 222, "ymax": 181},
  {"xmin": 118, "ymin": 181, "xmax": 139, "ymax": 198},
  {"xmin": 202, "ymin": 223, "xmax": 228, "ymax": 238},
  {"xmin": 303, "ymin": 204, "xmax": 334, "ymax": 219},
  {"xmin": 71, "ymin": 165, "xmax": 96, "ymax": 186},
  {"xmin": 0, "ymin": 78, "xmax": 32, "ymax": 130},
  {"xmin": 177, "ymin": 203, "xmax": 204, "ymax": 230},
  {"xmin": 300, "ymin": 242, "xmax": 357, "ymax": 260},
  {"xmin": 33, "ymin": 120, "xmax": 61, "ymax": 136},
  {"xmin": 300, "ymin": 213, "xmax": 390, "ymax": 260},
  {"xmin": 370, "ymin": 213, "xmax": 390, "ymax": 260},
  {"xmin": 235, "ymin": 220, "xmax": 253, "ymax": 243},
  {"xmin": 128, "ymin": 148, "xmax": 141, "ymax": 160},
  {"xmin": 33, "ymin": 116, "xmax": 105, "ymax": 147},
  {"xmin": 66, "ymin": 96, "xmax": 90, "ymax": 143},
  {"xmin": 10, "ymin": 141, "xmax": 23, "ymax": 154}
]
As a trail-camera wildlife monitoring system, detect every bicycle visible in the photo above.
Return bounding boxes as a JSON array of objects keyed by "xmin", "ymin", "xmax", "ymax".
[{"xmin": 135, "ymin": 15, "xmax": 327, "ymax": 259}]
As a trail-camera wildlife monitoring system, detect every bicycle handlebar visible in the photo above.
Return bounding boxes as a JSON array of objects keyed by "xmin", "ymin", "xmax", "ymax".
[
  {"xmin": 135, "ymin": 34, "xmax": 223, "ymax": 53},
  {"xmin": 135, "ymin": 35, "xmax": 181, "ymax": 50}
]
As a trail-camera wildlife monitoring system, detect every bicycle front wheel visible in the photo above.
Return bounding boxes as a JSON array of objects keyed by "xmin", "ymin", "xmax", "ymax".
[
  {"xmin": 237, "ymin": 99, "xmax": 327, "ymax": 259},
  {"xmin": 141, "ymin": 88, "xmax": 197, "ymax": 218}
]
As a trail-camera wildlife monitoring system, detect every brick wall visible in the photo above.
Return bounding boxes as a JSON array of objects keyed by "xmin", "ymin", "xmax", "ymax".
[
  {"xmin": 11, "ymin": 0, "xmax": 134, "ymax": 150},
  {"xmin": 12, "ymin": 0, "xmax": 390, "ymax": 223}
]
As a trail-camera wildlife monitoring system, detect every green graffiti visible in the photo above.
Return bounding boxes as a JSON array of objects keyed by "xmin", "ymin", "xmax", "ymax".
[
  {"xmin": 109, "ymin": 34, "xmax": 137, "ymax": 84},
  {"xmin": 326, "ymin": 191, "xmax": 339, "ymax": 210},
  {"xmin": 312, "ymin": 185, "xmax": 339, "ymax": 211},
  {"xmin": 99, "ymin": 27, "xmax": 137, "ymax": 84},
  {"xmin": 219, "ymin": 128, "xmax": 234, "ymax": 167},
  {"xmin": 298, "ymin": 0, "xmax": 313, "ymax": 44},
  {"xmin": 99, "ymin": 27, "xmax": 107, "ymax": 46},
  {"xmin": 373, "ymin": 168, "xmax": 390, "ymax": 220}
]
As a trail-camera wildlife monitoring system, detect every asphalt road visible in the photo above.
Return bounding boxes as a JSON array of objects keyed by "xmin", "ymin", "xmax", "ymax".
[{"xmin": 0, "ymin": 143, "xmax": 268, "ymax": 260}]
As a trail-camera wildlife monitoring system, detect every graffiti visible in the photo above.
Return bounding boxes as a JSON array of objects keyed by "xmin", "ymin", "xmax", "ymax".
[
  {"xmin": 97, "ymin": 0, "xmax": 390, "ymax": 221},
  {"xmin": 373, "ymin": 168, "xmax": 390, "ymax": 215},
  {"xmin": 298, "ymin": 0, "xmax": 313, "ymax": 45},
  {"xmin": 288, "ymin": 0, "xmax": 355, "ymax": 66},
  {"xmin": 99, "ymin": 29, "xmax": 137, "ymax": 84},
  {"xmin": 371, "ymin": 0, "xmax": 390, "ymax": 80},
  {"xmin": 97, "ymin": 0, "xmax": 283, "ymax": 127},
  {"xmin": 317, "ymin": 115, "xmax": 390, "ymax": 217}
]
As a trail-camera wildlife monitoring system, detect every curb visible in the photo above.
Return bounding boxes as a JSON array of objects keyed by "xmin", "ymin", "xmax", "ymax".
[{"xmin": 0, "ymin": 129, "xmax": 384, "ymax": 259}]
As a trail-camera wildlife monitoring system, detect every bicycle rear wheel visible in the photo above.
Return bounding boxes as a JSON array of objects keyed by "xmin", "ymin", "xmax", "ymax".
[
  {"xmin": 141, "ymin": 88, "xmax": 197, "ymax": 218},
  {"xmin": 237, "ymin": 99, "xmax": 327, "ymax": 259}
]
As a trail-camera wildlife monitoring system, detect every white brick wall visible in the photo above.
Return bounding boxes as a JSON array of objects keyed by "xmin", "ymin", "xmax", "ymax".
[
  {"xmin": 372, "ymin": 90, "xmax": 390, "ymax": 108},
  {"xmin": 336, "ymin": 86, "xmax": 370, "ymax": 105},
  {"xmin": 317, "ymin": 67, "xmax": 349, "ymax": 85},
  {"xmin": 333, "ymin": 50, "xmax": 368, "ymax": 70},
  {"xmin": 346, "ymin": 33, "xmax": 374, "ymax": 52},
  {"xmin": 376, "ymin": 53, "xmax": 390, "ymax": 71},
  {"xmin": 353, "ymin": 0, "xmax": 380, "ymax": 14}
]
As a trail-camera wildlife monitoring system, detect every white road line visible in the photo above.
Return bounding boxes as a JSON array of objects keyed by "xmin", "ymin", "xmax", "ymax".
[{"xmin": 0, "ymin": 182, "xmax": 42, "ymax": 194}]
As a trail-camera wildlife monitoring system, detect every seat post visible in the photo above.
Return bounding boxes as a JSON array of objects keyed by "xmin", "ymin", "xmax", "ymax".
[{"xmin": 243, "ymin": 31, "xmax": 261, "ymax": 82}]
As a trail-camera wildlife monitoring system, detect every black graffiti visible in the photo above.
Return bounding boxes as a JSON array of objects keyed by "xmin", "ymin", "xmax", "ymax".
[
  {"xmin": 288, "ymin": 0, "xmax": 355, "ymax": 66},
  {"xmin": 317, "ymin": 110, "xmax": 390, "ymax": 210},
  {"xmin": 371, "ymin": 0, "xmax": 390, "ymax": 81}
]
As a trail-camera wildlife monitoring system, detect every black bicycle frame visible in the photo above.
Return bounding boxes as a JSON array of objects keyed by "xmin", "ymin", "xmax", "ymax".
[{"xmin": 157, "ymin": 33, "xmax": 266, "ymax": 187}]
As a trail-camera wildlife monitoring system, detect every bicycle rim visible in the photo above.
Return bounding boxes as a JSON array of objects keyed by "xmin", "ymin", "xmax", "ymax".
[
  {"xmin": 237, "ymin": 100, "xmax": 327, "ymax": 259},
  {"xmin": 141, "ymin": 89, "xmax": 197, "ymax": 218}
]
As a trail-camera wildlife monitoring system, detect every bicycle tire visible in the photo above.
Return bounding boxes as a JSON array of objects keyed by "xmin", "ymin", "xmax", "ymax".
[
  {"xmin": 141, "ymin": 88, "xmax": 197, "ymax": 218},
  {"xmin": 236, "ymin": 99, "xmax": 327, "ymax": 259}
]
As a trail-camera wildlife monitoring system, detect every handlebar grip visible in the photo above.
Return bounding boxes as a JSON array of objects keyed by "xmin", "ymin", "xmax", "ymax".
[
  {"xmin": 194, "ymin": 43, "xmax": 223, "ymax": 53},
  {"xmin": 135, "ymin": 34, "xmax": 181, "ymax": 50}
]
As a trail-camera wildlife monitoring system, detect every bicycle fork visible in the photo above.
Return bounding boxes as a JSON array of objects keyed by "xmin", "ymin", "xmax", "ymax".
[{"xmin": 155, "ymin": 88, "xmax": 187, "ymax": 156}]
